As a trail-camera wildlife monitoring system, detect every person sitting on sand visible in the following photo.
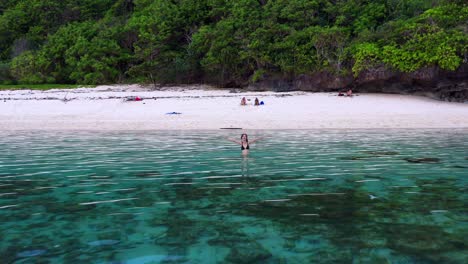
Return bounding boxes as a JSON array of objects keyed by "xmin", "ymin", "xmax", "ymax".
[
  {"xmin": 225, "ymin": 134, "xmax": 264, "ymax": 152},
  {"xmin": 254, "ymin": 98, "xmax": 260, "ymax": 106},
  {"xmin": 240, "ymin": 97, "xmax": 247, "ymax": 105}
]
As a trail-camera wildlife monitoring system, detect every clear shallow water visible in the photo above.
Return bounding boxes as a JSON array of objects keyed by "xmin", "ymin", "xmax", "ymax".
[{"xmin": 0, "ymin": 130, "xmax": 467, "ymax": 264}]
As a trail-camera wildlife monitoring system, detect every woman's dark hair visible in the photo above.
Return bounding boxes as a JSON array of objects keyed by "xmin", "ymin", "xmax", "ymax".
[{"xmin": 241, "ymin": 133, "xmax": 248, "ymax": 142}]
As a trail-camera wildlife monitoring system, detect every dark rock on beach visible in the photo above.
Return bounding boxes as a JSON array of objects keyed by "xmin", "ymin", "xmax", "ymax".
[
  {"xmin": 247, "ymin": 78, "xmax": 294, "ymax": 92},
  {"xmin": 247, "ymin": 72, "xmax": 353, "ymax": 92},
  {"xmin": 293, "ymin": 72, "xmax": 353, "ymax": 91},
  {"xmin": 247, "ymin": 63, "xmax": 468, "ymax": 102},
  {"xmin": 355, "ymin": 65, "xmax": 468, "ymax": 103}
]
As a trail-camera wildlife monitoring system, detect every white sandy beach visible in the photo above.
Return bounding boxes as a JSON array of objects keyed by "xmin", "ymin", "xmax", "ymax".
[{"xmin": 0, "ymin": 85, "xmax": 467, "ymax": 130}]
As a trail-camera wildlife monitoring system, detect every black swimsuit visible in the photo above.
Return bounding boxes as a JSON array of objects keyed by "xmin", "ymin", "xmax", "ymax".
[{"xmin": 241, "ymin": 144, "xmax": 250, "ymax": 150}]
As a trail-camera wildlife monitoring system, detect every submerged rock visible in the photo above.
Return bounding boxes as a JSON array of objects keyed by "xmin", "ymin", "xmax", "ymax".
[
  {"xmin": 337, "ymin": 156, "xmax": 370, "ymax": 161},
  {"xmin": 387, "ymin": 224, "xmax": 462, "ymax": 253},
  {"xmin": 361, "ymin": 151, "xmax": 399, "ymax": 156},
  {"xmin": 134, "ymin": 171, "xmax": 161, "ymax": 177},
  {"xmin": 225, "ymin": 241, "xmax": 272, "ymax": 263},
  {"xmin": 16, "ymin": 249, "xmax": 47, "ymax": 257},
  {"xmin": 403, "ymin": 157, "xmax": 441, "ymax": 163},
  {"xmin": 87, "ymin": 240, "xmax": 120, "ymax": 246},
  {"xmin": 339, "ymin": 151, "xmax": 399, "ymax": 161},
  {"xmin": 47, "ymin": 202, "xmax": 96, "ymax": 214},
  {"xmin": 109, "ymin": 255, "xmax": 185, "ymax": 264}
]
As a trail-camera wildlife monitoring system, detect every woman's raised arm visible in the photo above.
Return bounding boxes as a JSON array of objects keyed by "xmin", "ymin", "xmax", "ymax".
[
  {"xmin": 249, "ymin": 136, "xmax": 266, "ymax": 144},
  {"xmin": 225, "ymin": 137, "xmax": 241, "ymax": 145}
]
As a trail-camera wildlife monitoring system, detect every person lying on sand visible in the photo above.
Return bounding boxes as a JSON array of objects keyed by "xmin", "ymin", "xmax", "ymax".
[
  {"xmin": 124, "ymin": 96, "xmax": 143, "ymax": 102},
  {"xmin": 338, "ymin": 89, "xmax": 353, "ymax": 97}
]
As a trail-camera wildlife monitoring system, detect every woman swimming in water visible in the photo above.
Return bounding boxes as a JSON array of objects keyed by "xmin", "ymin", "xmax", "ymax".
[{"xmin": 225, "ymin": 134, "xmax": 264, "ymax": 153}]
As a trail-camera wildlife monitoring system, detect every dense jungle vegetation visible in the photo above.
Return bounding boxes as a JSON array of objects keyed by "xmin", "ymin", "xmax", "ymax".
[{"xmin": 0, "ymin": 0, "xmax": 467, "ymax": 87}]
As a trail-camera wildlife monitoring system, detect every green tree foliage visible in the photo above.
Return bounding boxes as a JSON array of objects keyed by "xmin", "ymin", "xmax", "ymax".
[
  {"xmin": 190, "ymin": 0, "xmax": 262, "ymax": 85},
  {"xmin": 10, "ymin": 50, "xmax": 51, "ymax": 83},
  {"xmin": 0, "ymin": 0, "xmax": 115, "ymax": 61},
  {"xmin": 0, "ymin": 62, "xmax": 15, "ymax": 84},
  {"xmin": 0, "ymin": 0, "xmax": 466, "ymax": 85},
  {"xmin": 125, "ymin": 0, "xmax": 212, "ymax": 84},
  {"xmin": 351, "ymin": 42, "xmax": 381, "ymax": 75},
  {"xmin": 11, "ymin": 51, "xmax": 53, "ymax": 84},
  {"xmin": 350, "ymin": 3, "xmax": 468, "ymax": 75},
  {"xmin": 11, "ymin": 21, "xmax": 129, "ymax": 84}
]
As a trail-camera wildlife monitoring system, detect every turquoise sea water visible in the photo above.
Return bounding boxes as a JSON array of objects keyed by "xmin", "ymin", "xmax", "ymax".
[{"xmin": 0, "ymin": 130, "xmax": 467, "ymax": 263}]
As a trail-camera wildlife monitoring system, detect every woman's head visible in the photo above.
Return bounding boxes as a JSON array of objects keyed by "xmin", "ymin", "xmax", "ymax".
[{"xmin": 241, "ymin": 133, "xmax": 248, "ymax": 142}]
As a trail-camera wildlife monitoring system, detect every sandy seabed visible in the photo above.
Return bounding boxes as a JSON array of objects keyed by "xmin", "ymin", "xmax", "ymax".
[{"xmin": 0, "ymin": 84, "xmax": 467, "ymax": 130}]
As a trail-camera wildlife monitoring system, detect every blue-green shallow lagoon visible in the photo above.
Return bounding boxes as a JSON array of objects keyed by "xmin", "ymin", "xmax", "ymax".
[{"xmin": 0, "ymin": 130, "xmax": 467, "ymax": 264}]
